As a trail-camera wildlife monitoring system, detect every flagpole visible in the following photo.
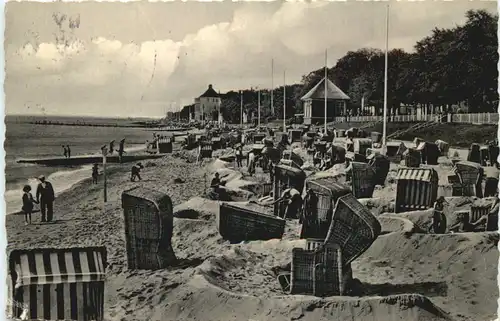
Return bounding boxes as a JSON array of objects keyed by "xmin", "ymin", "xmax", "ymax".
[
  {"xmin": 283, "ymin": 70, "xmax": 286, "ymax": 130},
  {"xmin": 240, "ymin": 90, "xmax": 243, "ymax": 127},
  {"xmin": 271, "ymin": 59, "xmax": 274, "ymax": 116},
  {"xmin": 258, "ymin": 88, "xmax": 261, "ymax": 128},
  {"xmin": 382, "ymin": 4, "xmax": 389, "ymax": 153},
  {"xmin": 324, "ymin": 49, "xmax": 328, "ymax": 133}
]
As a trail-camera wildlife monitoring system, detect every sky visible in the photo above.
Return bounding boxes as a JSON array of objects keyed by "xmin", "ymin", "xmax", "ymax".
[{"xmin": 5, "ymin": 0, "xmax": 497, "ymax": 118}]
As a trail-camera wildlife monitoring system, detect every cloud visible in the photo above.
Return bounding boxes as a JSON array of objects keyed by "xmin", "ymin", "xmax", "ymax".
[{"xmin": 5, "ymin": 1, "xmax": 497, "ymax": 117}]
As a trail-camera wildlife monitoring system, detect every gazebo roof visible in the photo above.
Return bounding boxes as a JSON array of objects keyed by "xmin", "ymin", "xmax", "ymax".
[{"xmin": 301, "ymin": 77, "xmax": 350, "ymax": 101}]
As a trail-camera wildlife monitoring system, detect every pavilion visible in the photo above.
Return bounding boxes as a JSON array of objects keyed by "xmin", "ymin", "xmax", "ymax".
[{"xmin": 301, "ymin": 77, "xmax": 350, "ymax": 125}]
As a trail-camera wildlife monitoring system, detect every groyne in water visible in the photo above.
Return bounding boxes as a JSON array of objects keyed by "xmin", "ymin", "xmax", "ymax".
[{"xmin": 17, "ymin": 154, "xmax": 166, "ymax": 166}]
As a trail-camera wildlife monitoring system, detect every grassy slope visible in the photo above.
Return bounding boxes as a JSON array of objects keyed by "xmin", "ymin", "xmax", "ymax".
[{"xmin": 332, "ymin": 122, "xmax": 497, "ymax": 148}]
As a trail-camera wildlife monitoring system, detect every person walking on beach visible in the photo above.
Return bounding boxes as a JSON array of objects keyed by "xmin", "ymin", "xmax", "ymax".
[
  {"xmin": 118, "ymin": 139, "xmax": 126, "ymax": 163},
  {"xmin": 62, "ymin": 145, "xmax": 68, "ymax": 158},
  {"xmin": 131, "ymin": 163, "xmax": 143, "ymax": 182},
  {"xmin": 22, "ymin": 185, "xmax": 38, "ymax": 225},
  {"xmin": 92, "ymin": 164, "xmax": 99, "ymax": 184},
  {"xmin": 66, "ymin": 145, "xmax": 71, "ymax": 158},
  {"xmin": 36, "ymin": 175, "xmax": 55, "ymax": 223}
]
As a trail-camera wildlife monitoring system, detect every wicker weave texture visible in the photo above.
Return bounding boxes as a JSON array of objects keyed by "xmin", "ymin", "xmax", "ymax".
[
  {"xmin": 326, "ymin": 194, "xmax": 381, "ymax": 265},
  {"xmin": 122, "ymin": 188, "xmax": 176, "ymax": 270},
  {"xmin": 313, "ymin": 244, "xmax": 343, "ymax": 297},
  {"xmin": 350, "ymin": 162, "xmax": 376, "ymax": 198},
  {"xmin": 219, "ymin": 203, "xmax": 285, "ymax": 243}
]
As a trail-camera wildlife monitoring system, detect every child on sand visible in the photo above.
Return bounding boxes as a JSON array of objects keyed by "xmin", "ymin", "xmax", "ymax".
[
  {"xmin": 22, "ymin": 185, "xmax": 38, "ymax": 225},
  {"xmin": 131, "ymin": 163, "xmax": 143, "ymax": 182}
]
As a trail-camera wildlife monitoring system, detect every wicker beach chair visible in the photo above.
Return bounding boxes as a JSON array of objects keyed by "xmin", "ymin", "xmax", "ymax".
[
  {"xmin": 353, "ymin": 138, "xmax": 372, "ymax": 156},
  {"xmin": 349, "ymin": 162, "xmax": 376, "ymax": 198},
  {"xmin": 416, "ymin": 141, "xmax": 439, "ymax": 165},
  {"xmin": 282, "ymin": 150, "xmax": 304, "ymax": 167},
  {"xmin": 300, "ymin": 177, "xmax": 351, "ymax": 240},
  {"xmin": 325, "ymin": 194, "xmax": 381, "ymax": 265},
  {"xmin": 435, "ymin": 140, "xmax": 450, "ymax": 157},
  {"xmin": 454, "ymin": 161, "xmax": 484, "ymax": 198},
  {"xmin": 273, "ymin": 164, "xmax": 306, "ymax": 217},
  {"xmin": 479, "ymin": 146, "xmax": 489, "ymax": 166},
  {"xmin": 218, "ymin": 202, "xmax": 285, "ymax": 243},
  {"xmin": 386, "ymin": 141, "xmax": 405, "ymax": 163},
  {"xmin": 404, "ymin": 148, "xmax": 421, "ymax": 168},
  {"xmin": 369, "ymin": 154, "xmax": 390, "ymax": 186},
  {"xmin": 467, "ymin": 143, "xmax": 481, "ymax": 164},
  {"xmin": 122, "ymin": 187, "xmax": 177, "ymax": 269},
  {"xmin": 288, "ymin": 129, "xmax": 303, "ymax": 143},
  {"xmin": 371, "ymin": 131, "xmax": 382, "ymax": 144}
]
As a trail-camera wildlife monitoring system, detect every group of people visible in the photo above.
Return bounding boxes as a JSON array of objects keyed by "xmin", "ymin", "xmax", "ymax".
[
  {"xmin": 21, "ymin": 175, "xmax": 55, "ymax": 225},
  {"xmin": 109, "ymin": 139, "xmax": 126, "ymax": 162},
  {"xmin": 62, "ymin": 145, "xmax": 71, "ymax": 158}
]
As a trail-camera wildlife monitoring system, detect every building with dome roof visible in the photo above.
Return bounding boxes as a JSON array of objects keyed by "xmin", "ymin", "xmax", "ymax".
[
  {"xmin": 193, "ymin": 84, "xmax": 222, "ymax": 123},
  {"xmin": 301, "ymin": 77, "xmax": 350, "ymax": 125}
]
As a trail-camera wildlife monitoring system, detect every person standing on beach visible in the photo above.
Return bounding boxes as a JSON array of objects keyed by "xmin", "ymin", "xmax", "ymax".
[
  {"xmin": 235, "ymin": 146, "xmax": 243, "ymax": 167},
  {"xmin": 62, "ymin": 145, "xmax": 68, "ymax": 158},
  {"xmin": 109, "ymin": 140, "xmax": 115, "ymax": 155},
  {"xmin": 118, "ymin": 139, "xmax": 126, "ymax": 163},
  {"xmin": 22, "ymin": 185, "xmax": 38, "ymax": 225},
  {"xmin": 92, "ymin": 164, "xmax": 99, "ymax": 184},
  {"xmin": 36, "ymin": 175, "xmax": 55, "ymax": 223},
  {"xmin": 66, "ymin": 145, "xmax": 71, "ymax": 158}
]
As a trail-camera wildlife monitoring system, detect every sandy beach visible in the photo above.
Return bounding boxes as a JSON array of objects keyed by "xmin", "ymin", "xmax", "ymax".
[{"xmin": 6, "ymin": 141, "xmax": 499, "ymax": 321}]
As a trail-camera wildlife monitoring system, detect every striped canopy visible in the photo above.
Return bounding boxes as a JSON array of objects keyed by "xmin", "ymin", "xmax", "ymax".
[
  {"xmin": 396, "ymin": 168, "xmax": 436, "ymax": 182},
  {"xmin": 10, "ymin": 247, "xmax": 106, "ymax": 286}
]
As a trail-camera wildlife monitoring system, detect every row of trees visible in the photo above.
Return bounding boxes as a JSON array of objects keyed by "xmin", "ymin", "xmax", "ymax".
[{"xmin": 178, "ymin": 9, "xmax": 497, "ymax": 123}]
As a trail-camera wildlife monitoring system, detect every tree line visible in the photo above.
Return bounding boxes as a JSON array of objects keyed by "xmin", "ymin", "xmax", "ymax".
[{"xmin": 177, "ymin": 9, "xmax": 497, "ymax": 123}]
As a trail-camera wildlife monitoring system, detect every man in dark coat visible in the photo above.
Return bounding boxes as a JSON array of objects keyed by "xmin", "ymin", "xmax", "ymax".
[{"xmin": 36, "ymin": 175, "xmax": 55, "ymax": 222}]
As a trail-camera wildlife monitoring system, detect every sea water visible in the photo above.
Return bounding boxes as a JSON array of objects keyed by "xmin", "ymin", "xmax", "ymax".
[{"xmin": 4, "ymin": 116, "xmax": 157, "ymax": 214}]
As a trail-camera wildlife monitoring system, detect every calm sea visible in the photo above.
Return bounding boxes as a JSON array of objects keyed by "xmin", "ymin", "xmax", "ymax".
[{"xmin": 4, "ymin": 115, "xmax": 158, "ymax": 214}]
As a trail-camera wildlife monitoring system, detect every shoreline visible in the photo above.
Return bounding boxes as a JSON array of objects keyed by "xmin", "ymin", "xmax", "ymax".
[{"xmin": 5, "ymin": 145, "xmax": 150, "ymax": 215}]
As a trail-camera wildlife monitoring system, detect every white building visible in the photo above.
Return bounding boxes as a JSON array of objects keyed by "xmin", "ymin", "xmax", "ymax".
[{"xmin": 193, "ymin": 84, "xmax": 222, "ymax": 123}]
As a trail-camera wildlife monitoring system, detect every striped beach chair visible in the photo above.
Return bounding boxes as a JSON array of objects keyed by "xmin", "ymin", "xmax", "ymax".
[
  {"xmin": 395, "ymin": 167, "xmax": 439, "ymax": 213},
  {"xmin": 8, "ymin": 246, "xmax": 107, "ymax": 321},
  {"xmin": 350, "ymin": 162, "xmax": 376, "ymax": 199},
  {"xmin": 157, "ymin": 137, "xmax": 173, "ymax": 154},
  {"xmin": 454, "ymin": 161, "xmax": 484, "ymax": 198},
  {"xmin": 470, "ymin": 203, "xmax": 492, "ymax": 225},
  {"xmin": 122, "ymin": 187, "xmax": 177, "ymax": 270}
]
